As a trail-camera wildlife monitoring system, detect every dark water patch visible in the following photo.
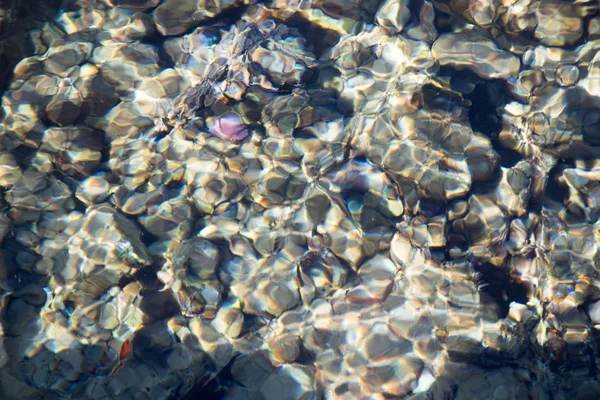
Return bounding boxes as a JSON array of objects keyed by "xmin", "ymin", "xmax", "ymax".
[
  {"xmin": 285, "ymin": 14, "xmax": 341, "ymax": 59},
  {"xmin": 294, "ymin": 127, "xmax": 318, "ymax": 139},
  {"xmin": 2, "ymin": 264, "xmax": 44, "ymax": 293},
  {"xmin": 418, "ymin": 198, "xmax": 447, "ymax": 217},
  {"xmin": 494, "ymin": 27, "xmax": 536, "ymax": 47},
  {"xmin": 0, "ymin": 49, "xmax": 18, "ymax": 101},
  {"xmin": 421, "ymin": 83, "xmax": 464, "ymax": 115},
  {"xmin": 135, "ymin": 218, "xmax": 162, "ymax": 248},
  {"xmin": 0, "ymin": 238, "xmax": 43, "ymax": 289},
  {"xmin": 438, "ymin": 67, "xmax": 511, "ymax": 142},
  {"xmin": 143, "ymin": 35, "xmax": 172, "ymax": 70},
  {"xmin": 543, "ymin": 160, "xmax": 575, "ymax": 207},
  {"xmin": 84, "ymin": 75, "xmax": 120, "ymax": 116},
  {"xmin": 159, "ymin": 3, "xmax": 249, "ymax": 40},
  {"xmin": 0, "ymin": 0, "xmax": 61, "ymax": 93},
  {"xmin": 131, "ymin": 322, "xmax": 174, "ymax": 369},
  {"xmin": 11, "ymin": 145, "xmax": 37, "ymax": 169},
  {"xmin": 204, "ymin": 3, "xmax": 249, "ymax": 29},
  {"xmin": 59, "ymin": 0, "xmax": 87, "ymax": 12},
  {"xmin": 468, "ymin": 79, "xmax": 507, "ymax": 139},
  {"xmin": 440, "ymin": 66, "xmax": 479, "ymax": 95},
  {"xmin": 139, "ymin": 287, "xmax": 180, "ymax": 320},
  {"xmin": 474, "ymin": 262, "xmax": 529, "ymax": 319},
  {"xmin": 432, "ymin": 10, "xmax": 456, "ymax": 35},
  {"xmin": 430, "ymin": 248, "xmax": 446, "ymax": 263},
  {"xmin": 156, "ymin": 42, "xmax": 177, "ymax": 69},
  {"xmin": 182, "ymin": 355, "xmax": 237, "ymax": 400},
  {"xmin": 446, "ymin": 232, "xmax": 469, "ymax": 252},
  {"xmin": 561, "ymin": 202, "xmax": 589, "ymax": 225},
  {"xmin": 405, "ymin": 0, "xmax": 426, "ymax": 27},
  {"xmin": 71, "ymin": 195, "xmax": 88, "ymax": 213},
  {"xmin": 496, "ymin": 147, "xmax": 522, "ymax": 168},
  {"xmin": 562, "ymin": 87, "xmax": 600, "ymax": 150},
  {"xmin": 181, "ymin": 377, "xmax": 226, "ymax": 400}
]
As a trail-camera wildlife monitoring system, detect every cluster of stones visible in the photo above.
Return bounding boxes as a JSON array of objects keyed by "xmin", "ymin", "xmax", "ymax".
[{"xmin": 1, "ymin": 0, "xmax": 600, "ymax": 399}]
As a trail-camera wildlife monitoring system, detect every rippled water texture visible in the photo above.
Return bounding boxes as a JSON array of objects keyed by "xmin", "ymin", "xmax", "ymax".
[{"xmin": 2, "ymin": 0, "xmax": 600, "ymax": 399}]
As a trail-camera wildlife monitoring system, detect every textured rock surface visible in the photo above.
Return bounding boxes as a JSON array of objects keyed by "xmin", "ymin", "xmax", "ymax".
[{"xmin": 1, "ymin": 0, "xmax": 600, "ymax": 399}]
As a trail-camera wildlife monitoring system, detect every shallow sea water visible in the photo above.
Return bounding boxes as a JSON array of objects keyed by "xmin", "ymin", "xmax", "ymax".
[{"xmin": 1, "ymin": 0, "xmax": 600, "ymax": 399}]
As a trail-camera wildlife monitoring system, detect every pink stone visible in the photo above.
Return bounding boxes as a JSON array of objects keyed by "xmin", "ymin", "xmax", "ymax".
[{"xmin": 208, "ymin": 115, "xmax": 248, "ymax": 142}]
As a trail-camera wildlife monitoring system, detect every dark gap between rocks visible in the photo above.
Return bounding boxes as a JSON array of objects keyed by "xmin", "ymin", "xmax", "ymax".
[{"xmin": 474, "ymin": 262, "xmax": 529, "ymax": 319}]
